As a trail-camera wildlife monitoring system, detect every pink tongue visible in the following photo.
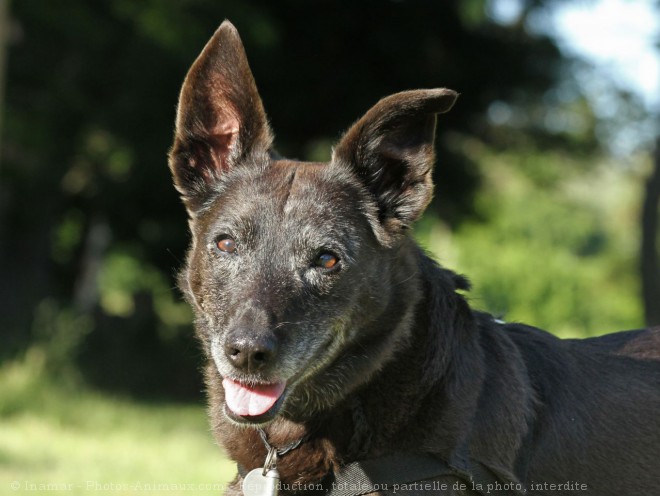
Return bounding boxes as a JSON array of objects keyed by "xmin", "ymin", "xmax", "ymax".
[{"xmin": 222, "ymin": 378, "xmax": 286, "ymax": 417}]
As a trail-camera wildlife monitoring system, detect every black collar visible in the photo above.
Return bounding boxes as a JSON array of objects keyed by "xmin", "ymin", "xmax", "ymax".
[{"xmin": 238, "ymin": 452, "xmax": 523, "ymax": 496}]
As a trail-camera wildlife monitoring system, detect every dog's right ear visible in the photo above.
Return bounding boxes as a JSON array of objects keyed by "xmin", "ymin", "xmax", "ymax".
[{"xmin": 169, "ymin": 20, "xmax": 273, "ymax": 213}]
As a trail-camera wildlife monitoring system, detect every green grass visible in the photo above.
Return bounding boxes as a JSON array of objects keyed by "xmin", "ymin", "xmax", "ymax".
[{"xmin": 0, "ymin": 354, "xmax": 236, "ymax": 495}]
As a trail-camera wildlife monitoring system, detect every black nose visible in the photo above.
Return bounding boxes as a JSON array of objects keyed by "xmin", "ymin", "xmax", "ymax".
[{"xmin": 224, "ymin": 332, "xmax": 277, "ymax": 372}]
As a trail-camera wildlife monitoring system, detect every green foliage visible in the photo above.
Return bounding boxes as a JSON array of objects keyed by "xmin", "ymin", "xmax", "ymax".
[
  {"xmin": 417, "ymin": 142, "xmax": 644, "ymax": 337},
  {"xmin": 51, "ymin": 210, "xmax": 85, "ymax": 264},
  {"xmin": 0, "ymin": 0, "xmax": 651, "ymax": 400},
  {"xmin": 29, "ymin": 301, "xmax": 93, "ymax": 379}
]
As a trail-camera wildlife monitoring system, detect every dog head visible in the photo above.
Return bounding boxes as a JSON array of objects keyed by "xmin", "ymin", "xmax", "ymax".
[{"xmin": 169, "ymin": 21, "xmax": 457, "ymax": 425}]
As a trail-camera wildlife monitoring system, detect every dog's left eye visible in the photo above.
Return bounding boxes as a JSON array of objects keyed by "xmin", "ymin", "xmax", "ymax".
[{"xmin": 314, "ymin": 252, "xmax": 339, "ymax": 270}]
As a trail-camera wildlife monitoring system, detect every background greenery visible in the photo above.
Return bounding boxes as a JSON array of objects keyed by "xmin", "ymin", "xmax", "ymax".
[{"xmin": 0, "ymin": 0, "xmax": 658, "ymax": 493}]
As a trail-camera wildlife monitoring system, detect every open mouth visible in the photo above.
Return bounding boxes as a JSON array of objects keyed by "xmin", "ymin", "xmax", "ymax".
[{"xmin": 222, "ymin": 378, "xmax": 287, "ymax": 424}]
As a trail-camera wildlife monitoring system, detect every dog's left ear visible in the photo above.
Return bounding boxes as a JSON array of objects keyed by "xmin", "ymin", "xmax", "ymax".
[{"xmin": 333, "ymin": 89, "xmax": 457, "ymax": 235}]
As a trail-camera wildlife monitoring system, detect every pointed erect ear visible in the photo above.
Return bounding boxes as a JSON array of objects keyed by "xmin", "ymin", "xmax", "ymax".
[
  {"xmin": 333, "ymin": 89, "xmax": 458, "ymax": 235},
  {"xmin": 169, "ymin": 20, "xmax": 273, "ymax": 213}
]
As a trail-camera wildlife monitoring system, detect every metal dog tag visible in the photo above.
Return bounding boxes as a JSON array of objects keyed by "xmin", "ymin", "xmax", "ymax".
[
  {"xmin": 242, "ymin": 447, "xmax": 280, "ymax": 496},
  {"xmin": 242, "ymin": 467, "xmax": 280, "ymax": 496}
]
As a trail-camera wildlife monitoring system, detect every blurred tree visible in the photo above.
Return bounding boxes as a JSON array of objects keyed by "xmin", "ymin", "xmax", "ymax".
[
  {"xmin": 0, "ymin": 0, "xmax": 8, "ymax": 160},
  {"xmin": 0, "ymin": 0, "xmax": 627, "ymax": 398},
  {"xmin": 641, "ymin": 140, "xmax": 660, "ymax": 326}
]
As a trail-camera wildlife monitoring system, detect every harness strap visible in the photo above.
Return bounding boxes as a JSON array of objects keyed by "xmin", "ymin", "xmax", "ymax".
[{"xmin": 325, "ymin": 454, "xmax": 521, "ymax": 496}]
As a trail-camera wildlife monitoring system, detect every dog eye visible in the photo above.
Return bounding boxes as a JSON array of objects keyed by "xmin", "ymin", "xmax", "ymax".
[
  {"xmin": 216, "ymin": 236, "xmax": 237, "ymax": 254},
  {"xmin": 314, "ymin": 252, "xmax": 339, "ymax": 270}
]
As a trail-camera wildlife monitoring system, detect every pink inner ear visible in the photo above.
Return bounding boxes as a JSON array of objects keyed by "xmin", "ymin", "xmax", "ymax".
[
  {"xmin": 208, "ymin": 117, "xmax": 240, "ymax": 173},
  {"xmin": 213, "ymin": 120, "xmax": 239, "ymax": 137}
]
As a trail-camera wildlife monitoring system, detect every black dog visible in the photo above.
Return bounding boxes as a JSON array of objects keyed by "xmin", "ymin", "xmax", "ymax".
[{"xmin": 169, "ymin": 21, "xmax": 660, "ymax": 495}]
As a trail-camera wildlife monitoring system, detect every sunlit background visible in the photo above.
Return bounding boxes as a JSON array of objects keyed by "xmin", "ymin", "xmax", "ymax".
[{"xmin": 1, "ymin": 0, "xmax": 658, "ymax": 494}]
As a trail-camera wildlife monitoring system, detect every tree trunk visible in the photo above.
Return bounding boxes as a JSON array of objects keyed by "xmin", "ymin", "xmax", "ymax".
[
  {"xmin": 641, "ymin": 139, "xmax": 660, "ymax": 327},
  {"xmin": 0, "ymin": 0, "xmax": 9, "ymax": 165}
]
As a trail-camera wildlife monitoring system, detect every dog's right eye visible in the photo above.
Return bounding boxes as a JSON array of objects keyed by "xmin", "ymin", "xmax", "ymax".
[{"xmin": 215, "ymin": 236, "xmax": 237, "ymax": 254}]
